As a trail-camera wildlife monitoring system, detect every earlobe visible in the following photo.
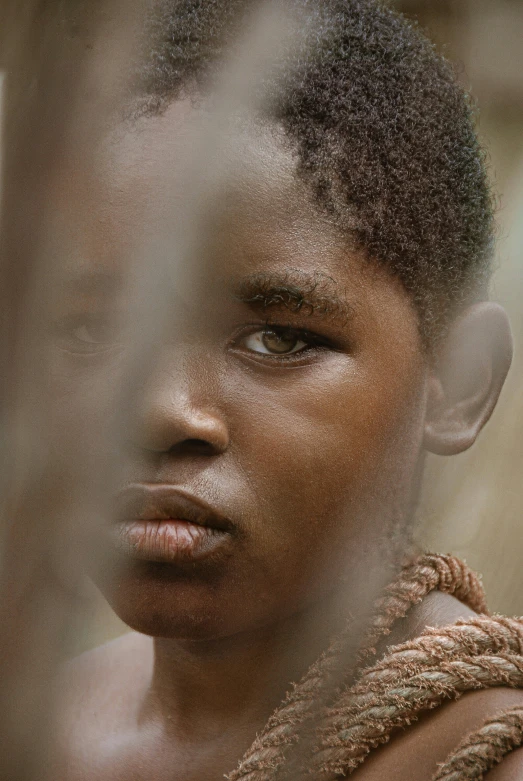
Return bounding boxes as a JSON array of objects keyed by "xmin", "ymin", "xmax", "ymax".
[{"xmin": 423, "ymin": 302, "xmax": 513, "ymax": 456}]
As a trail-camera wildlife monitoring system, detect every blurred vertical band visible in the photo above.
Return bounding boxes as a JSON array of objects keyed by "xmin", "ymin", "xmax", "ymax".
[{"xmin": 0, "ymin": 4, "xmax": 144, "ymax": 779}]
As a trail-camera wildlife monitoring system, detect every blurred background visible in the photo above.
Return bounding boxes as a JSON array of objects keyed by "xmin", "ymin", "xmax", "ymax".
[
  {"xmin": 396, "ymin": 0, "xmax": 523, "ymax": 618},
  {"xmin": 50, "ymin": 0, "xmax": 523, "ymax": 652}
]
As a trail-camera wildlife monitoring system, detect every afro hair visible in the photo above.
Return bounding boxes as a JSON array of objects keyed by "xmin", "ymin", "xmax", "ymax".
[{"xmin": 133, "ymin": 0, "xmax": 495, "ymax": 345}]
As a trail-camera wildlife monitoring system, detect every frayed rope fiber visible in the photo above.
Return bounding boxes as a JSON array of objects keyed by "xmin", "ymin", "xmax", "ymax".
[
  {"xmin": 432, "ymin": 706, "xmax": 523, "ymax": 780},
  {"xmin": 227, "ymin": 555, "xmax": 523, "ymax": 781}
]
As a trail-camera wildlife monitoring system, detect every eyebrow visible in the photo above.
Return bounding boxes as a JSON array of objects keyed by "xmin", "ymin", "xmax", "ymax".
[{"xmin": 234, "ymin": 270, "xmax": 353, "ymax": 323}]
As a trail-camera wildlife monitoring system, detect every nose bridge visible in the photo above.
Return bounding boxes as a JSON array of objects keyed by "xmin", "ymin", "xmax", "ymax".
[{"xmin": 134, "ymin": 345, "xmax": 228, "ymax": 454}]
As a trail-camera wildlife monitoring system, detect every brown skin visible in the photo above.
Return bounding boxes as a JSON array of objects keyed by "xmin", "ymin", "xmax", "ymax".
[{"xmin": 50, "ymin": 101, "xmax": 520, "ymax": 780}]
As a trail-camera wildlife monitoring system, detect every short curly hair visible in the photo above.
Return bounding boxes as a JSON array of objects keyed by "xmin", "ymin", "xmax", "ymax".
[{"xmin": 133, "ymin": 0, "xmax": 494, "ymax": 345}]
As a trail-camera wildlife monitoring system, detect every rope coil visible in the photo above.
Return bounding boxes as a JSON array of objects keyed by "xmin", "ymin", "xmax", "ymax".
[
  {"xmin": 227, "ymin": 555, "xmax": 523, "ymax": 781},
  {"xmin": 432, "ymin": 706, "xmax": 523, "ymax": 781}
]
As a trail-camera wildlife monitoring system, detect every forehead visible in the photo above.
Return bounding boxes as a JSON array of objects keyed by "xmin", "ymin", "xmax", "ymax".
[
  {"xmin": 50, "ymin": 99, "xmax": 412, "ymax": 327},
  {"xmin": 107, "ymin": 101, "xmax": 353, "ymax": 273}
]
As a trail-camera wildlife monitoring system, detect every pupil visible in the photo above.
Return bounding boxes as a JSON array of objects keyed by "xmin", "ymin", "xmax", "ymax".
[{"xmin": 262, "ymin": 330, "xmax": 298, "ymax": 354}]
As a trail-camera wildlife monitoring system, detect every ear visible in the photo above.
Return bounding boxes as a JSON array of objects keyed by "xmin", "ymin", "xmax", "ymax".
[{"xmin": 423, "ymin": 302, "xmax": 513, "ymax": 456}]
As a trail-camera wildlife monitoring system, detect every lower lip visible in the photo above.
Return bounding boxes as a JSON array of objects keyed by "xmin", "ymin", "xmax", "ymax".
[{"xmin": 112, "ymin": 519, "xmax": 232, "ymax": 563}]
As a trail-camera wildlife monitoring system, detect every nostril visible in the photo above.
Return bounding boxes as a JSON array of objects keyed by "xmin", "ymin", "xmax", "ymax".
[
  {"xmin": 170, "ymin": 438, "xmax": 219, "ymax": 456},
  {"xmin": 186, "ymin": 438, "xmax": 210, "ymax": 449}
]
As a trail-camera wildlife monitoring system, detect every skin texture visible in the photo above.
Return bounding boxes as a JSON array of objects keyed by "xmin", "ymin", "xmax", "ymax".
[{"xmin": 49, "ymin": 102, "xmax": 519, "ymax": 780}]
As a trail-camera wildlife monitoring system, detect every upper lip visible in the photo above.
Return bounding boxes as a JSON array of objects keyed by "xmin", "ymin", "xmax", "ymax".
[{"xmin": 114, "ymin": 484, "xmax": 233, "ymax": 532}]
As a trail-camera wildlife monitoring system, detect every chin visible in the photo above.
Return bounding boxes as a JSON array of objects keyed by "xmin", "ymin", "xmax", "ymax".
[{"xmin": 95, "ymin": 559, "xmax": 235, "ymax": 640}]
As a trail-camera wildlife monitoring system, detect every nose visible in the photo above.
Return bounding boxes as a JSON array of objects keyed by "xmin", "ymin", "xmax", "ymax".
[{"xmin": 129, "ymin": 351, "xmax": 229, "ymax": 458}]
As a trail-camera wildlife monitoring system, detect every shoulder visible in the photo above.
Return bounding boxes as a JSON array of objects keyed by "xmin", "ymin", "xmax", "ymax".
[
  {"xmin": 52, "ymin": 632, "xmax": 153, "ymax": 779},
  {"xmin": 57, "ymin": 631, "xmax": 153, "ymax": 719},
  {"xmin": 351, "ymin": 688, "xmax": 523, "ymax": 781},
  {"xmin": 487, "ymin": 746, "xmax": 523, "ymax": 780},
  {"xmin": 353, "ymin": 591, "xmax": 523, "ymax": 780}
]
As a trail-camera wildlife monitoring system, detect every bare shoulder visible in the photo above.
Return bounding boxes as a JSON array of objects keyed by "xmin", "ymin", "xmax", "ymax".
[
  {"xmin": 487, "ymin": 747, "xmax": 523, "ymax": 780},
  {"xmin": 53, "ymin": 632, "xmax": 153, "ymax": 779},
  {"xmin": 353, "ymin": 591, "xmax": 523, "ymax": 780},
  {"xmin": 351, "ymin": 688, "xmax": 523, "ymax": 781},
  {"xmin": 57, "ymin": 631, "xmax": 153, "ymax": 722}
]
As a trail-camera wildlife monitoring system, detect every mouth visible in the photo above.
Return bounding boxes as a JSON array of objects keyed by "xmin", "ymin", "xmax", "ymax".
[{"xmin": 111, "ymin": 484, "xmax": 234, "ymax": 564}]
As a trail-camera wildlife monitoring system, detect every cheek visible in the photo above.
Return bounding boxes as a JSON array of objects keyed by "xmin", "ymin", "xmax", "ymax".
[
  {"xmin": 229, "ymin": 357, "xmax": 427, "ymax": 556},
  {"xmin": 45, "ymin": 350, "xmax": 126, "ymax": 468}
]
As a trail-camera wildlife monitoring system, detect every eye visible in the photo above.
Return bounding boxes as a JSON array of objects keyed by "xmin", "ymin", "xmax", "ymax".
[
  {"xmin": 242, "ymin": 328, "xmax": 309, "ymax": 356},
  {"xmin": 71, "ymin": 322, "xmax": 111, "ymax": 344},
  {"xmin": 54, "ymin": 315, "xmax": 119, "ymax": 352}
]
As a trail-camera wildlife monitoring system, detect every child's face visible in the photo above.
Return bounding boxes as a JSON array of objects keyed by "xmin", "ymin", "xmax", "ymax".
[{"xmin": 48, "ymin": 101, "xmax": 429, "ymax": 639}]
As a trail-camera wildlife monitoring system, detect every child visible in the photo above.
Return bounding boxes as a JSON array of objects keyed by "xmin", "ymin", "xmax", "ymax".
[{"xmin": 54, "ymin": 1, "xmax": 523, "ymax": 778}]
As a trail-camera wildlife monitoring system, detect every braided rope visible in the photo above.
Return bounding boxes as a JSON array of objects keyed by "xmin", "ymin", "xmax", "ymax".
[
  {"xmin": 227, "ymin": 555, "xmax": 486, "ymax": 781},
  {"xmin": 355, "ymin": 617, "xmax": 523, "ymax": 692},
  {"xmin": 432, "ymin": 706, "xmax": 523, "ymax": 781},
  {"xmin": 359, "ymin": 554, "xmax": 488, "ymax": 664},
  {"xmin": 311, "ymin": 616, "xmax": 523, "ymax": 778}
]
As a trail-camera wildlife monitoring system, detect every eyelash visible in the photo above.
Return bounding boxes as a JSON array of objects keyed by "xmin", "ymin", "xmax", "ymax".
[
  {"xmin": 53, "ymin": 314, "xmax": 120, "ymax": 354},
  {"xmin": 232, "ymin": 323, "xmax": 331, "ymax": 362},
  {"xmin": 53, "ymin": 314, "xmax": 333, "ymax": 363}
]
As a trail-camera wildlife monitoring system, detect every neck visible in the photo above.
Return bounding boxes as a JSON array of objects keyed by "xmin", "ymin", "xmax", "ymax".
[
  {"xmin": 140, "ymin": 554, "xmax": 397, "ymax": 745},
  {"xmin": 143, "ymin": 592, "xmax": 350, "ymax": 741}
]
